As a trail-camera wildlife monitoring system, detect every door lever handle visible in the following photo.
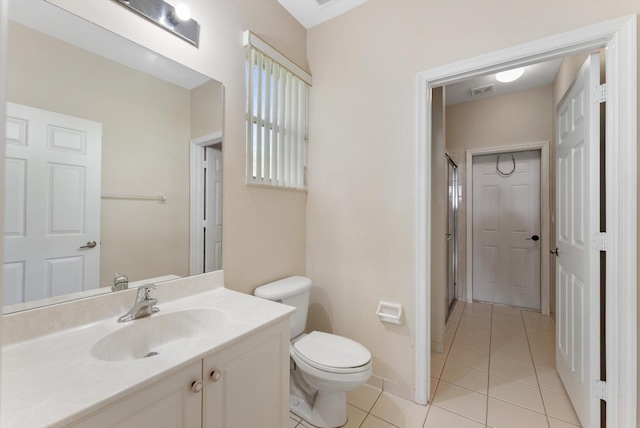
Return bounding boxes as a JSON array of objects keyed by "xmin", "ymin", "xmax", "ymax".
[
  {"xmin": 550, "ymin": 247, "xmax": 559, "ymax": 256},
  {"xmin": 79, "ymin": 240, "xmax": 97, "ymax": 249}
]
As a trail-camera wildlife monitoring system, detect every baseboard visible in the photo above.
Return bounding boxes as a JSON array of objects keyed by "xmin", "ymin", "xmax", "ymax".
[
  {"xmin": 366, "ymin": 374, "xmax": 383, "ymax": 390},
  {"xmin": 367, "ymin": 373, "xmax": 417, "ymax": 404}
]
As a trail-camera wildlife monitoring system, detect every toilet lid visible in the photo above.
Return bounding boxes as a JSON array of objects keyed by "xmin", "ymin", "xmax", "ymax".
[{"xmin": 292, "ymin": 331, "xmax": 371, "ymax": 370}]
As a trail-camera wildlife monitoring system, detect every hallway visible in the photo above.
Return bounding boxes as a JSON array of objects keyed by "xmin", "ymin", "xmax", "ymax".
[{"xmin": 429, "ymin": 301, "xmax": 580, "ymax": 427}]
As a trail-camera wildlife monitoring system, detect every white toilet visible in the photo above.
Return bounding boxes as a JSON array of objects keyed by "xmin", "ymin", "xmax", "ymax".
[{"xmin": 254, "ymin": 276, "xmax": 372, "ymax": 428}]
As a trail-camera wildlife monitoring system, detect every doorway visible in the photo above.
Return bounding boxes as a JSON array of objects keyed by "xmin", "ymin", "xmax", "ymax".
[
  {"xmin": 415, "ymin": 15, "xmax": 637, "ymax": 428},
  {"xmin": 189, "ymin": 131, "xmax": 223, "ymax": 275}
]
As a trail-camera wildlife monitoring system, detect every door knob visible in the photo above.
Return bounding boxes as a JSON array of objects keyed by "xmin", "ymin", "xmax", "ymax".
[
  {"xmin": 79, "ymin": 240, "xmax": 97, "ymax": 249},
  {"xmin": 550, "ymin": 247, "xmax": 559, "ymax": 256},
  {"xmin": 526, "ymin": 235, "xmax": 540, "ymax": 241}
]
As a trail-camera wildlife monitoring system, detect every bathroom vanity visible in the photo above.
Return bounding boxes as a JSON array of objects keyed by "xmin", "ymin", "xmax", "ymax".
[{"xmin": 1, "ymin": 271, "xmax": 294, "ymax": 428}]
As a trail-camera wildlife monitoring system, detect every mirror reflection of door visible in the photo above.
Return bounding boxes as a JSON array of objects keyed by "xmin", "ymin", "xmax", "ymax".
[
  {"xmin": 4, "ymin": 103, "xmax": 101, "ymax": 305},
  {"xmin": 445, "ymin": 155, "xmax": 458, "ymax": 319}
]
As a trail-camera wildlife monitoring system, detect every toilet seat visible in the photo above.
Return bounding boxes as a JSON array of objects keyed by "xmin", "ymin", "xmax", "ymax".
[{"xmin": 292, "ymin": 331, "xmax": 371, "ymax": 374}]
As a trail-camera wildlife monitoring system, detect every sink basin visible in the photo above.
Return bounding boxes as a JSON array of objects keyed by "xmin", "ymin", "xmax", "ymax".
[{"xmin": 91, "ymin": 308, "xmax": 225, "ymax": 362}]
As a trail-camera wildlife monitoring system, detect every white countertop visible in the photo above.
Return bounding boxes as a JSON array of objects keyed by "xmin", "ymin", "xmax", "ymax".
[{"xmin": 1, "ymin": 287, "xmax": 294, "ymax": 428}]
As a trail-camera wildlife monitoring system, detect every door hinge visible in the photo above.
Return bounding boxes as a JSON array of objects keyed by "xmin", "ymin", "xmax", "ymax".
[
  {"xmin": 592, "ymin": 83, "xmax": 606, "ymax": 104},
  {"xmin": 592, "ymin": 380, "xmax": 607, "ymax": 401},
  {"xmin": 592, "ymin": 232, "xmax": 607, "ymax": 251}
]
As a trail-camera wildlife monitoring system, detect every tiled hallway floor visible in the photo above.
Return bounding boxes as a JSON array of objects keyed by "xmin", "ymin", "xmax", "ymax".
[{"xmin": 289, "ymin": 301, "xmax": 581, "ymax": 428}]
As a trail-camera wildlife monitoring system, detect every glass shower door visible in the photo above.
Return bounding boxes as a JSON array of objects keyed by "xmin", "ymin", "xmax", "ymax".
[{"xmin": 446, "ymin": 155, "xmax": 458, "ymax": 319}]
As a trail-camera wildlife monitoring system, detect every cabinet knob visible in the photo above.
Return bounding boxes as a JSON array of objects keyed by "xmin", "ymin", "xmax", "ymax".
[
  {"xmin": 191, "ymin": 380, "xmax": 203, "ymax": 393},
  {"xmin": 210, "ymin": 370, "xmax": 221, "ymax": 382}
]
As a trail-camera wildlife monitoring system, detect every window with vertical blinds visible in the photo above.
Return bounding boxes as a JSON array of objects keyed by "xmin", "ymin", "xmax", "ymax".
[{"xmin": 245, "ymin": 35, "xmax": 310, "ymax": 190}]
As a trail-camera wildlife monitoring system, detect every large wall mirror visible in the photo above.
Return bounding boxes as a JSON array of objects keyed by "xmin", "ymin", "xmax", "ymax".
[{"xmin": 3, "ymin": 0, "xmax": 224, "ymax": 313}]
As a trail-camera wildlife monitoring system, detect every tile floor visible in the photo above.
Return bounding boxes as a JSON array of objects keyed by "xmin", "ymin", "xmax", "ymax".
[{"xmin": 289, "ymin": 301, "xmax": 581, "ymax": 428}]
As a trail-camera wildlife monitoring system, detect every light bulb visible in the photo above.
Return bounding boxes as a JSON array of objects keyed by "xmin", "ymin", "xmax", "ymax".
[
  {"xmin": 173, "ymin": 4, "xmax": 191, "ymax": 22},
  {"xmin": 496, "ymin": 67, "xmax": 525, "ymax": 83}
]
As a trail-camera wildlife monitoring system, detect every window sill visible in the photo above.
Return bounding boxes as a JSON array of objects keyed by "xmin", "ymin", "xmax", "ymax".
[{"xmin": 246, "ymin": 181, "xmax": 308, "ymax": 193}]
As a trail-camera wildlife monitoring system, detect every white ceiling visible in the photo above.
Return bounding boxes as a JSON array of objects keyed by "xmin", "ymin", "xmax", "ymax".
[
  {"xmin": 445, "ymin": 58, "xmax": 564, "ymax": 106},
  {"xmin": 278, "ymin": 0, "xmax": 368, "ymax": 29}
]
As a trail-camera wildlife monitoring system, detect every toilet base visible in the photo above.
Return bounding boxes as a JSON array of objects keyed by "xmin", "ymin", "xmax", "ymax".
[{"xmin": 290, "ymin": 390, "xmax": 347, "ymax": 428}]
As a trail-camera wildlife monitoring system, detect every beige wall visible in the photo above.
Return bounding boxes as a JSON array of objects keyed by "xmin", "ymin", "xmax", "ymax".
[
  {"xmin": 307, "ymin": 0, "xmax": 640, "ymax": 393},
  {"xmin": 43, "ymin": 0, "xmax": 309, "ymax": 294},
  {"xmin": 446, "ymin": 85, "xmax": 554, "ymax": 314},
  {"xmin": 191, "ymin": 79, "xmax": 224, "ymax": 140},
  {"xmin": 446, "ymin": 86, "xmax": 554, "ymax": 153},
  {"xmin": 7, "ymin": 22, "xmax": 195, "ymax": 287}
]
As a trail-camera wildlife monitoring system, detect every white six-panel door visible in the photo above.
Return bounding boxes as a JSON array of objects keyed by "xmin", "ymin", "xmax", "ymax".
[
  {"xmin": 555, "ymin": 52, "xmax": 601, "ymax": 428},
  {"xmin": 4, "ymin": 103, "xmax": 101, "ymax": 305},
  {"xmin": 472, "ymin": 150, "xmax": 541, "ymax": 309}
]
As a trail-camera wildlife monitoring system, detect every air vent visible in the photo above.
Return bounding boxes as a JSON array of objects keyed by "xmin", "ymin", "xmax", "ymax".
[
  {"xmin": 315, "ymin": 0, "xmax": 333, "ymax": 5},
  {"xmin": 470, "ymin": 84, "xmax": 495, "ymax": 97}
]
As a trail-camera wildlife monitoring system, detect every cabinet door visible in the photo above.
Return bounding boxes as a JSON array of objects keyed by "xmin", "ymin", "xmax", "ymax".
[
  {"xmin": 203, "ymin": 320, "xmax": 290, "ymax": 428},
  {"xmin": 69, "ymin": 360, "xmax": 203, "ymax": 428}
]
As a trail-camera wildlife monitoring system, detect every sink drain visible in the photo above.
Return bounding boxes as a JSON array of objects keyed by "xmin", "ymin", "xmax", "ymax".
[{"xmin": 144, "ymin": 351, "xmax": 159, "ymax": 358}]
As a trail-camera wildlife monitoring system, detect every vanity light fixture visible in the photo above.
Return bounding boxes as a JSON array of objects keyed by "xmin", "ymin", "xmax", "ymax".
[
  {"xmin": 173, "ymin": 3, "xmax": 191, "ymax": 22},
  {"xmin": 496, "ymin": 67, "xmax": 525, "ymax": 83},
  {"xmin": 113, "ymin": 0, "xmax": 199, "ymax": 46}
]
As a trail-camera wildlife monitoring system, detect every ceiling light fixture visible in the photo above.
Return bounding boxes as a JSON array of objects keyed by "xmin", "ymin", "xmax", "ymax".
[
  {"xmin": 496, "ymin": 67, "xmax": 525, "ymax": 83},
  {"xmin": 113, "ymin": 0, "xmax": 199, "ymax": 46}
]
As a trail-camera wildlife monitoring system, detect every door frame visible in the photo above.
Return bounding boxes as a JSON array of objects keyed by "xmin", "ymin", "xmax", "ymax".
[
  {"xmin": 415, "ymin": 15, "xmax": 637, "ymax": 428},
  {"xmin": 189, "ymin": 131, "xmax": 223, "ymax": 275},
  {"xmin": 465, "ymin": 143, "xmax": 549, "ymax": 315}
]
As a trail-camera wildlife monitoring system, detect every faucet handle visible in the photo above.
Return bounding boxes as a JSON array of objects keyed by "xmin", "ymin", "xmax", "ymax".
[
  {"xmin": 136, "ymin": 284, "xmax": 156, "ymax": 300},
  {"xmin": 111, "ymin": 272, "xmax": 129, "ymax": 292}
]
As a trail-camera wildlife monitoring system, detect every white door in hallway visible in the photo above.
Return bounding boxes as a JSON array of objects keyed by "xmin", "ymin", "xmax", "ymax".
[
  {"xmin": 472, "ymin": 150, "xmax": 541, "ymax": 309},
  {"xmin": 4, "ymin": 103, "xmax": 102, "ymax": 305},
  {"xmin": 555, "ymin": 52, "xmax": 601, "ymax": 428}
]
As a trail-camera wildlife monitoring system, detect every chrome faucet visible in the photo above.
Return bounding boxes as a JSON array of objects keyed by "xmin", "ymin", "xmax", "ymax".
[
  {"xmin": 112, "ymin": 272, "xmax": 129, "ymax": 292},
  {"xmin": 118, "ymin": 285, "xmax": 160, "ymax": 322}
]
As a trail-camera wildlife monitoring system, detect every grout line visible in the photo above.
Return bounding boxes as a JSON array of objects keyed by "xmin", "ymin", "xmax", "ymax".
[
  {"xmin": 363, "ymin": 411, "xmax": 401, "ymax": 428},
  {"xmin": 357, "ymin": 388, "xmax": 385, "ymax": 428},
  {"xmin": 438, "ymin": 301, "xmax": 495, "ymax": 427},
  {"xmin": 485, "ymin": 304, "xmax": 493, "ymax": 427},
  {"xmin": 422, "ymin": 398, "xmax": 434, "ymax": 428},
  {"xmin": 522, "ymin": 309, "xmax": 552, "ymax": 428},
  {"xmin": 490, "ymin": 395, "xmax": 549, "ymax": 416}
]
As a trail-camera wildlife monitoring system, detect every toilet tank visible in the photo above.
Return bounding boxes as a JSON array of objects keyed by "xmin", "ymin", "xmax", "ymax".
[{"xmin": 254, "ymin": 276, "xmax": 312, "ymax": 339}]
